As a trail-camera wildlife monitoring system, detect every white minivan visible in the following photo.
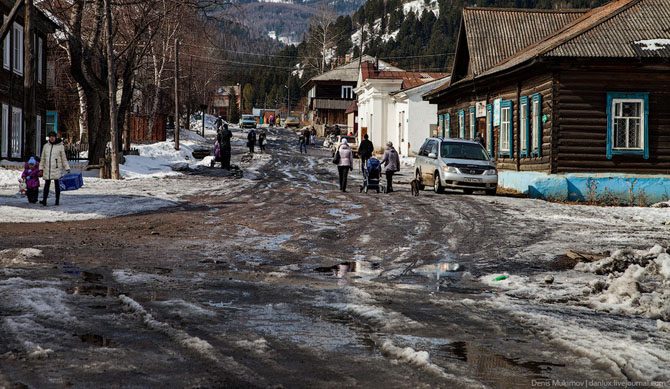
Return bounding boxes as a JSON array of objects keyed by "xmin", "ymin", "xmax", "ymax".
[{"xmin": 415, "ymin": 138, "xmax": 498, "ymax": 195}]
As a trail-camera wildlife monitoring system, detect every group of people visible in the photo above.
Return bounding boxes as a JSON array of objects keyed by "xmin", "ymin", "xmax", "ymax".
[
  {"xmin": 298, "ymin": 127, "xmax": 317, "ymax": 154},
  {"xmin": 247, "ymin": 129, "xmax": 266, "ymax": 154},
  {"xmin": 334, "ymin": 135, "xmax": 400, "ymax": 193},
  {"xmin": 18, "ymin": 130, "xmax": 71, "ymax": 206},
  {"xmin": 212, "ymin": 117, "xmax": 268, "ymax": 169}
]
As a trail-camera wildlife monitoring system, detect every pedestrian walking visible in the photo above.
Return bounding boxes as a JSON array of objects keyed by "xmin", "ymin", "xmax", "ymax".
[
  {"xmin": 259, "ymin": 130, "xmax": 267, "ymax": 153},
  {"xmin": 358, "ymin": 134, "xmax": 374, "ymax": 173},
  {"xmin": 21, "ymin": 156, "xmax": 42, "ymax": 204},
  {"xmin": 247, "ymin": 128, "xmax": 257, "ymax": 154},
  {"xmin": 380, "ymin": 141, "xmax": 400, "ymax": 193},
  {"xmin": 474, "ymin": 132, "xmax": 486, "ymax": 148},
  {"xmin": 310, "ymin": 126, "xmax": 317, "ymax": 147},
  {"xmin": 303, "ymin": 127, "xmax": 311, "ymax": 146},
  {"xmin": 299, "ymin": 133, "xmax": 307, "ymax": 154},
  {"xmin": 214, "ymin": 116, "xmax": 223, "ymax": 131},
  {"xmin": 39, "ymin": 131, "xmax": 70, "ymax": 206},
  {"xmin": 335, "ymin": 138, "xmax": 353, "ymax": 192},
  {"xmin": 219, "ymin": 123, "xmax": 233, "ymax": 169}
]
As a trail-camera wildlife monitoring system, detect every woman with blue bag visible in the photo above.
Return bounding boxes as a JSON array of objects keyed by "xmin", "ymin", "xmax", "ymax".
[{"xmin": 39, "ymin": 131, "xmax": 70, "ymax": 206}]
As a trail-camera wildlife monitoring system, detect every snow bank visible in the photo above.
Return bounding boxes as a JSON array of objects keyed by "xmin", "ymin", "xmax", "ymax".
[
  {"xmin": 190, "ymin": 113, "xmax": 221, "ymax": 135},
  {"xmin": 575, "ymin": 245, "xmax": 670, "ymax": 321},
  {"xmin": 0, "ymin": 248, "xmax": 43, "ymax": 266}
]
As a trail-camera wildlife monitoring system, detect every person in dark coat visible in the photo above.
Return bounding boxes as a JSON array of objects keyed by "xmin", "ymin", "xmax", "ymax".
[
  {"xmin": 474, "ymin": 132, "xmax": 486, "ymax": 148},
  {"xmin": 358, "ymin": 134, "xmax": 374, "ymax": 173},
  {"xmin": 302, "ymin": 128, "xmax": 311, "ymax": 146},
  {"xmin": 219, "ymin": 123, "xmax": 233, "ymax": 169},
  {"xmin": 247, "ymin": 128, "xmax": 257, "ymax": 154},
  {"xmin": 380, "ymin": 141, "xmax": 400, "ymax": 193},
  {"xmin": 258, "ymin": 130, "xmax": 267, "ymax": 153}
]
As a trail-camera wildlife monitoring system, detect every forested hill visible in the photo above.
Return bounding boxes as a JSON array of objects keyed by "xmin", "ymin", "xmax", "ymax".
[
  {"xmin": 349, "ymin": 0, "xmax": 607, "ymax": 72},
  {"xmin": 224, "ymin": 0, "xmax": 605, "ymax": 113}
]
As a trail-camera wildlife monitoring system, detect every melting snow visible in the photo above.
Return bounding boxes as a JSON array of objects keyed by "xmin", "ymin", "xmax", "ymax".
[{"xmin": 635, "ymin": 39, "xmax": 670, "ymax": 51}]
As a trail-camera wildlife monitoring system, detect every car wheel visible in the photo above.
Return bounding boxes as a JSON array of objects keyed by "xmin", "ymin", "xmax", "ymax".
[
  {"xmin": 433, "ymin": 173, "xmax": 444, "ymax": 194},
  {"xmin": 415, "ymin": 170, "xmax": 425, "ymax": 190},
  {"xmin": 463, "ymin": 189, "xmax": 474, "ymax": 195},
  {"xmin": 485, "ymin": 189, "xmax": 496, "ymax": 196}
]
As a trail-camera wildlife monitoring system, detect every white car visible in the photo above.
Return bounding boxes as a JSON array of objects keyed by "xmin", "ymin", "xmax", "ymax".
[{"xmin": 415, "ymin": 138, "xmax": 497, "ymax": 195}]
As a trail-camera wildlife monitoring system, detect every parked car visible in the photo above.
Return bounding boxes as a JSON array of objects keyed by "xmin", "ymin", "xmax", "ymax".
[
  {"xmin": 240, "ymin": 114, "xmax": 256, "ymax": 129},
  {"xmin": 414, "ymin": 138, "xmax": 497, "ymax": 195},
  {"xmin": 284, "ymin": 116, "xmax": 300, "ymax": 128},
  {"xmin": 331, "ymin": 135, "xmax": 358, "ymax": 157}
]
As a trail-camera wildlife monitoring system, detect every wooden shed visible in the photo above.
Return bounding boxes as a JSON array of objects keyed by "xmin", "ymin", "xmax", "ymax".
[{"xmin": 425, "ymin": 0, "xmax": 670, "ymax": 176}]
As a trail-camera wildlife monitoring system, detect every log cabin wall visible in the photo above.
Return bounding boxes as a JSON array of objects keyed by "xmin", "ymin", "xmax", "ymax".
[
  {"xmin": 555, "ymin": 63, "xmax": 670, "ymax": 174},
  {"xmin": 436, "ymin": 71, "xmax": 555, "ymax": 173}
]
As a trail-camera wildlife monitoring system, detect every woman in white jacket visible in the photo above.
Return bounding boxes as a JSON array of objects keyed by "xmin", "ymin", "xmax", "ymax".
[
  {"xmin": 336, "ymin": 138, "xmax": 353, "ymax": 192},
  {"xmin": 39, "ymin": 131, "xmax": 70, "ymax": 206}
]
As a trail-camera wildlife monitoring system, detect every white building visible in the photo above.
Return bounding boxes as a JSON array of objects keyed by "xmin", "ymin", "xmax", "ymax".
[
  {"xmin": 355, "ymin": 60, "xmax": 448, "ymax": 155},
  {"xmin": 391, "ymin": 77, "xmax": 450, "ymax": 156}
]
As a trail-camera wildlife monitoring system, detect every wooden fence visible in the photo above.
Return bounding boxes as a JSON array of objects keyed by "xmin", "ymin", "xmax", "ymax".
[{"xmin": 130, "ymin": 114, "xmax": 167, "ymax": 142}]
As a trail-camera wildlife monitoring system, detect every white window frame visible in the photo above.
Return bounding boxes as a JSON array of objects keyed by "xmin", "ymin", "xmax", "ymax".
[
  {"xmin": 2, "ymin": 15, "xmax": 9, "ymax": 70},
  {"xmin": 469, "ymin": 109, "xmax": 475, "ymax": 139},
  {"xmin": 611, "ymin": 98, "xmax": 644, "ymax": 150},
  {"xmin": 0, "ymin": 104, "xmax": 7, "ymax": 157},
  {"xmin": 341, "ymin": 85, "xmax": 353, "ymax": 99},
  {"xmin": 500, "ymin": 107, "xmax": 511, "ymax": 153},
  {"xmin": 36, "ymin": 114, "xmax": 41, "ymax": 153},
  {"xmin": 520, "ymin": 100, "xmax": 528, "ymax": 153},
  {"xmin": 531, "ymin": 98, "xmax": 540, "ymax": 152},
  {"xmin": 37, "ymin": 36, "xmax": 42, "ymax": 84},
  {"xmin": 12, "ymin": 22, "xmax": 23, "ymax": 75},
  {"xmin": 11, "ymin": 106, "xmax": 22, "ymax": 157}
]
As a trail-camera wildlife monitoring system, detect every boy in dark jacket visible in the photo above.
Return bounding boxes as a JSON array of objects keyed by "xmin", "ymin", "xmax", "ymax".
[
  {"xmin": 358, "ymin": 134, "xmax": 374, "ymax": 173},
  {"xmin": 21, "ymin": 156, "xmax": 43, "ymax": 204}
]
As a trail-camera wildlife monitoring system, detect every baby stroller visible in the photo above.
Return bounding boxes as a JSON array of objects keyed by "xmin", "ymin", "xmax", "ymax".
[{"xmin": 360, "ymin": 157, "xmax": 384, "ymax": 193}]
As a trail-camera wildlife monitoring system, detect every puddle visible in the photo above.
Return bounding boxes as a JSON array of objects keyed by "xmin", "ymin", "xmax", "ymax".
[
  {"xmin": 79, "ymin": 334, "xmax": 116, "ymax": 347},
  {"xmin": 68, "ymin": 284, "xmax": 118, "ymax": 297},
  {"xmin": 440, "ymin": 340, "xmax": 565, "ymax": 384},
  {"xmin": 314, "ymin": 262, "xmax": 357, "ymax": 278},
  {"xmin": 62, "ymin": 262, "xmax": 81, "ymax": 276},
  {"xmin": 82, "ymin": 271, "xmax": 103, "ymax": 283}
]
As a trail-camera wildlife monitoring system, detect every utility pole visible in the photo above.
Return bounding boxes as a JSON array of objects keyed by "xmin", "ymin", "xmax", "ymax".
[
  {"xmin": 174, "ymin": 38, "xmax": 179, "ymax": 151},
  {"xmin": 23, "ymin": 0, "xmax": 35, "ymax": 157},
  {"xmin": 104, "ymin": 0, "xmax": 119, "ymax": 179}
]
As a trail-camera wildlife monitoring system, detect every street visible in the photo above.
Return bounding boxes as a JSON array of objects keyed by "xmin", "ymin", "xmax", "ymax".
[{"xmin": 1, "ymin": 127, "xmax": 669, "ymax": 388}]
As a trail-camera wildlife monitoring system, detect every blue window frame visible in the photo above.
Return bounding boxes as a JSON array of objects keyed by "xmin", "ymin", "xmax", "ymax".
[
  {"xmin": 486, "ymin": 103, "xmax": 493, "ymax": 157},
  {"xmin": 498, "ymin": 100, "xmax": 514, "ymax": 158},
  {"xmin": 531, "ymin": 93, "xmax": 542, "ymax": 157},
  {"xmin": 606, "ymin": 92, "xmax": 649, "ymax": 160},
  {"xmin": 520, "ymin": 96, "xmax": 530, "ymax": 157},
  {"xmin": 458, "ymin": 110, "xmax": 465, "ymax": 138},
  {"xmin": 468, "ymin": 106, "xmax": 476, "ymax": 140}
]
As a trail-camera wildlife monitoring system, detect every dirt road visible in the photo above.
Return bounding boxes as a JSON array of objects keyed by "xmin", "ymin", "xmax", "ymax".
[{"xmin": 1, "ymin": 128, "xmax": 668, "ymax": 388}]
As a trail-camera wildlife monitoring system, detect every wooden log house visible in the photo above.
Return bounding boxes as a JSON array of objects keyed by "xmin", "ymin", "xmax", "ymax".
[
  {"xmin": 425, "ymin": 0, "xmax": 670, "ymax": 180},
  {"xmin": 0, "ymin": 0, "xmax": 56, "ymax": 162}
]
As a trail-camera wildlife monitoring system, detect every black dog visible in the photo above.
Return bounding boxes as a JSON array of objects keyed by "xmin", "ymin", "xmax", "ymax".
[{"xmin": 410, "ymin": 178, "xmax": 421, "ymax": 196}]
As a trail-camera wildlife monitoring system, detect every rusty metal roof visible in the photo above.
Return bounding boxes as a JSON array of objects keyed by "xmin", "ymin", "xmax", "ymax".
[
  {"xmin": 462, "ymin": 7, "xmax": 586, "ymax": 75},
  {"xmin": 478, "ymin": 0, "xmax": 670, "ymax": 77},
  {"xmin": 548, "ymin": 0, "xmax": 670, "ymax": 57}
]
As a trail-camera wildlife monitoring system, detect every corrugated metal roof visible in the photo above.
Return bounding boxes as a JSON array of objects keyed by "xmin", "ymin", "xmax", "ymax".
[
  {"xmin": 548, "ymin": 0, "xmax": 670, "ymax": 57},
  {"xmin": 463, "ymin": 8, "xmax": 586, "ymax": 75}
]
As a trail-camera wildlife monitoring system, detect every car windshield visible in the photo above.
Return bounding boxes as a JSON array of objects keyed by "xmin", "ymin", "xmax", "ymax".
[
  {"xmin": 441, "ymin": 142, "xmax": 489, "ymax": 161},
  {"xmin": 242, "ymin": 115, "xmax": 254, "ymax": 120}
]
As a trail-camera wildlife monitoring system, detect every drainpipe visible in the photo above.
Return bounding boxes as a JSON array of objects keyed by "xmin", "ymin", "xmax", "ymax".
[{"xmin": 516, "ymin": 81, "xmax": 521, "ymax": 172}]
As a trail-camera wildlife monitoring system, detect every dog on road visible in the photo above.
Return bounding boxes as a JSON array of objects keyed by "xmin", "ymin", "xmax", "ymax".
[{"xmin": 410, "ymin": 177, "xmax": 421, "ymax": 196}]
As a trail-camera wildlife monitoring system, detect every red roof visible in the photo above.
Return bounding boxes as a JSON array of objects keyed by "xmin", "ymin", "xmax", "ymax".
[{"xmin": 361, "ymin": 61, "xmax": 448, "ymax": 90}]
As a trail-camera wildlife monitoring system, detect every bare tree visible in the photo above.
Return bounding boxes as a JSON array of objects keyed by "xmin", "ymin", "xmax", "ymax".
[{"xmin": 303, "ymin": 5, "xmax": 338, "ymax": 74}]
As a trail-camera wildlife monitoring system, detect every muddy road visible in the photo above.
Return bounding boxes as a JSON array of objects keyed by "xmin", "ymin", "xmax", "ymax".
[{"xmin": 1, "ymin": 128, "xmax": 668, "ymax": 388}]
